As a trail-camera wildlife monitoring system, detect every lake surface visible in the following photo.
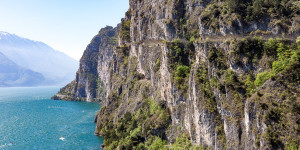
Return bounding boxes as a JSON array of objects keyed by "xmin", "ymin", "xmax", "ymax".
[{"xmin": 0, "ymin": 87, "xmax": 103, "ymax": 150}]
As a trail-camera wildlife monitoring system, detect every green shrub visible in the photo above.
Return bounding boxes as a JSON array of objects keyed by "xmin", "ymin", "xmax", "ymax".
[
  {"xmin": 227, "ymin": 0, "xmax": 240, "ymax": 12},
  {"xmin": 245, "ymin": 74, "xmax": 256, "ymax": 96},
  {"xmin": 225, "ymin": 69, "xmax": 238, "ymax": 86},
  {"xmin": 149, "ymin": 99, "xmax": 159, "ymax": 115},
  {"xmin": 147, "ymin": 136, "xmax": 168, "ymax": 150},
  {"xmin": 172, "ymin": 136, "xmax": 192, "ymax": 149},
  {"xmin": 254, "ymin": 40, "xmax": 300, "ymax": 88},
  {"xmin": 174, "ymin": 65, "xmax": 190, "ymax": 91},
  {"xmin": 167, "ymin": 39, "xmax": 190, "ymax": 70},
  {"xmin": 120, "ymin": 20, "xmax": 131, "ymax": 40},
  {"xmin": 197, "ymin": 65, "xmax": 208, "ymax": 84},
  {"xmin": 172, "ymin": 135, "xmax": 204, "ymax": 150},
  {"xmin": 200, "ymin": 3, "xmax": 221, "ymax": 29},
  {"xmin": 297, "ymin": 36, "xmax": 300, "ymax": 43},
  {"xmin": 273, "ymin": 42, "xmax": 299, "ymax": 73},
  {"xmin": 130, "ymin": 126, "xmax": 142, "ymax": 139},
  {"xmin": 195, "ymin": 63, "xmax": 219, "ymax": 113},
  {"xmin": 101, "ymin": 98, "xmax": 170, "ymax": 149},
  {"xmin": 264, "ymin": 38, "xmax": 278, "ymax": 57},
  {"xmin": 118, "ymin": 45, "xmax": 129, "ymax": 56},
  {"xmin": 254, "ymin": 71, "xmax": 275, "ymax": 87},
  {"xmin": 252, "ymin": 0, "xmax": 264, "ymax": 19},
  {"xmin": 189, "ymin": 36, "xmax": 196, "ymax": 43},
  {"xmin": 276, "ymin": 43, "xmax": 289, "ymax": 60},
  {"xmin": 286, "ymin": 142, "xmax": 300, "ymax": 150},
  {"xmin": 272, "ymin": 60, "xmax": 288, "ymax": 73},
  {"xmin": 208, "ymin": 47, "xmax": 227, "ymax": 70},
  {"xmin": 216, "ymin": 123, "xmax": 226, "ymax": 147},
  {"xmin": 175, "ymin": 65, "xmax": 190, "ymax": 80},
  {"xmin": 232, "ymin": 38, "xmax": 264, "ymax": 65},
  {"xmin": 204, "ymin": 95, "xmax": 217, "ymax": 113}
]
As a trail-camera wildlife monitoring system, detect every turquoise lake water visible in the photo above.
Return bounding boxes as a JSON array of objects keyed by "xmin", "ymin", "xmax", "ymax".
[{"xmin": 0, "ymin": 87, "xmax": 104, "ymax": 150}]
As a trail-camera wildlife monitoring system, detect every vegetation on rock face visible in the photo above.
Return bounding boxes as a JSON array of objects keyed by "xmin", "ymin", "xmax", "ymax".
[
  {"xmin": 255, "ymin": 39, "xmax": 300, "ymax": 87},
  {"xmin": 227, "ymin": 0, "xmax": 299, "ymax": 21},
  {"xmin": 174, "ymin": 65, "xmax": 190, "ymax": 91},
  {"xmin": 120, "ymin": 10, "xmax": 131, "ymax": 43},
  {"xmin": 98, "ymin": 99, "xmax": 171, "ymax": 150},
  {"xmin": 232, "ymin": 37, "xmax": 264, "ymax": 65},
  {"xmin": 166, "ymin": 39, "xmax": 195, "ymax": 94},
  {"xmin": 55, "ymin": 0, "xmax": 300, "ymax": 149},
  {"xmin": 96, "ymin": 35, "xmax": 300, "ymax": 149},
  {"xmin": 193, "ymin": 37, "xmax": 299, "ymax": 149},
  {"xmin": 200, "ymin": 0, "xmax": 299, "ymax": 33},
  {"xmin": 167, "ymin": 39, "xmax": 189, "ymax": 70},
  {"xmin": 120, "ymin": 20, "xmax": 131, "ymax": 40},
  {"xmin": 208, "ymin": 46, "xmax": 227, "ymax": 71},
  {"xmin": 196, "ymin": 62, "xmax": 218, "ymax": 113},
  {"xmin": 172, "ymin": 135, "xmax": 204, "ymax": 150}
]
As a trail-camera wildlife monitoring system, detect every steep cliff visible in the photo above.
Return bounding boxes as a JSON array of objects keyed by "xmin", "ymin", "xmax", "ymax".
[
  {"xmin": 53, "ymin": 26, "xmax": 120, "ymax": 102},
  {"xmin": 54, "ymin": 0, "xmax": 300, "ymax": 149}
]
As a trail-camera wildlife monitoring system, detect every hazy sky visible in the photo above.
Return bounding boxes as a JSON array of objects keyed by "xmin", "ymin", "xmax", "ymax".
[{"xmin": 0, "ymin": 0, "xmax": 129, "ymax": 60}]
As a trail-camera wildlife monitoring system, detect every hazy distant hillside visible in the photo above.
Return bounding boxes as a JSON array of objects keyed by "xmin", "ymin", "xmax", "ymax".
[
  {"xmin": 0, "ymin": 51, "xmax": 45, "ymax": 87},
  {"xmin": 0, "ymin": 31, "xmax": 78, "ymax": 85}
]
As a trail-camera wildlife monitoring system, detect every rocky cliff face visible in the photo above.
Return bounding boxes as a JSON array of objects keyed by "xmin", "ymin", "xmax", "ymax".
[
  {"xmin": 53, "ymin": 26, "xmax": 120, "ymax": 102},
  {"xmin": 54, "ymin": 0, "xmax": 300, "ymax": 149}
]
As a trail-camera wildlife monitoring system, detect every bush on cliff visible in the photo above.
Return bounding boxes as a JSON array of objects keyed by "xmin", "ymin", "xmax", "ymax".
[{"xmin": 101, "ymin": 99, "xmax": 170, "ymax": 150}]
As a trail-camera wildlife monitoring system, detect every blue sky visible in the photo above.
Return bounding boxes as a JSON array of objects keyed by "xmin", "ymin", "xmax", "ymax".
[{"xmin": 0, "ymin": 0, "xmax": 129, "ymax": 60}]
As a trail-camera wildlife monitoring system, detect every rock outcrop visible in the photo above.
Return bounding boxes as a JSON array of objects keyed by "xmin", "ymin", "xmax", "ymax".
[
  {"xmin": 53, "ymin": 26, "xmax": 120, "ymax": 102},
  {"xmin": 54, "ymin": 0, "xmax": 300, "ymax": 149}
]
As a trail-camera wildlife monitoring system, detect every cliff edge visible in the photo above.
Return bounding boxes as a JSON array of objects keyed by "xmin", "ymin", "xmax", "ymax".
[{"xmin": 54, "ymin": 0, "xmax": 300, "ymax": 149}]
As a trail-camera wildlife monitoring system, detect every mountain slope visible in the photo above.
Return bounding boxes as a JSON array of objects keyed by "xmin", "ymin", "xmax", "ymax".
[
  {"xmin": 54, "ymin": 0, "xmax": 300, "ymax": 149},
  {"xmin": 0, "ymin": 31, "xmax": 78, "ymax": 85},
  {"xmin": 0, "ymin": 52, "xmax": 45, "ymax": 87}
]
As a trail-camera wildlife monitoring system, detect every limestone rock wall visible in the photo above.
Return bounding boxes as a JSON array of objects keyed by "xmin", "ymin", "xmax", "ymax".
[{"xmin": 54, "ymin": 0, "xmax": 300, "ymax": 149}]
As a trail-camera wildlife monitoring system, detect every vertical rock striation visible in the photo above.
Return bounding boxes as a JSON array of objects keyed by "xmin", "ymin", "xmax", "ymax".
[{"xmin": 54, "ymin": 0, "xmax": 300, "ymax": 149}]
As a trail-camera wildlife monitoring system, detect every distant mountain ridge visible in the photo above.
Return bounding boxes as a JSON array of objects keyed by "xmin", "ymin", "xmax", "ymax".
[
  {"xmin": 0, "ymin": 31, "xmax": 78, "ymax": 86},
  {"xmin": 0, "ymin": 51, "xmax": 45, "ymax": 86}
]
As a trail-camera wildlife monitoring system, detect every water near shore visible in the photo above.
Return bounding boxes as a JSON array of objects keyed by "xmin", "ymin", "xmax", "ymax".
[{"xmin": 0, "ymin": 87, "xmax": 103, "ymax": 150}]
